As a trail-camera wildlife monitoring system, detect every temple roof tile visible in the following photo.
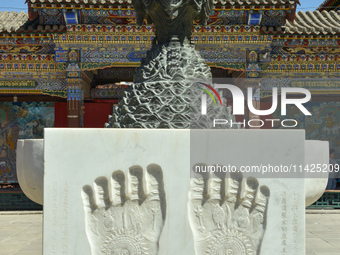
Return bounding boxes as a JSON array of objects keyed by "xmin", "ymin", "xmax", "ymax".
[
  {"xmin": 317, "ymin": 0, "xmax": 339, "ymax": 11},
  {"xmin": 284, "ymin": 10, "xmax": 340, "ymax": 35},
  {"xmin": 29, "ymin": 0, "xmax": 297, "ymax": 4},
  {"xmin": 29, "ymin": 0, "xmax": 131, "ymax": 3},
  {"xmin": 319, "ymin": 0, "xmax": 333, "ymax": 8},
  {"xmin": 211, "ymin": 0, "xmax": 296, "ymax": 4},
  {"xmin": 0, "ymin": 11, "xmax": 28, "ymax": 33}
]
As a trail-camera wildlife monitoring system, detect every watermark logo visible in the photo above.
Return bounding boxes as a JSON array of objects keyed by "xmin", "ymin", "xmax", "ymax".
[
  {"xmin": 197, "ymin": 82, "xmax": 312, "ymax": 128},
  {"xmin": 197, "ymin": 82, "xmax": 222, "ymax": 115},
  {"xmin": 199, "ymin": 83, "xmax": 312, "ymax": 116}
]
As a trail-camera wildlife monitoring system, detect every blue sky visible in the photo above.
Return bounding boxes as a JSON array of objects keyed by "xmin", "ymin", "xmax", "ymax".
[
  {"xmin": 0, "ymin": 0, "xmax": 28, "ymax": 12},
  {"xmin": 296, "ymin": 0, "xmax": 327, "ymax": 12},
  {"xmin": 0, "ymin": 0, "xmax": 327, "ymax": 13}
]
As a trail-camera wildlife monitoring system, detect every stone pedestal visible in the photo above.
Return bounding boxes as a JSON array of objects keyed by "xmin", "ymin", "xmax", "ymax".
[
  {"xmin": 304, "ymin": 140, "xmax": 329, "ymax": 207},
  {"xmin": 16, "ymin": 139, "xmax": 44, "ymax": 205},
  {"xmin": 43, "ymin": 129, "xmax": 306, "ymax": 255}
]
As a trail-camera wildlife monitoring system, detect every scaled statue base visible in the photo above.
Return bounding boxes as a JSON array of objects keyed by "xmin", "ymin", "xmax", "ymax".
[{"xmin": 105, "ymin": 38, "xmax": 236, "ymax": 129}]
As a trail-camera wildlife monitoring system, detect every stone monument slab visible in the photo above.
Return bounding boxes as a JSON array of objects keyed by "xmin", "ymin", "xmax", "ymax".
[
  {"xmin": 43, "ymin": 129, "xmax": 305, "ymax": 255},
  {"xmin": 304, "ymin": 140, "xmax": 329, "ymax": 207}
]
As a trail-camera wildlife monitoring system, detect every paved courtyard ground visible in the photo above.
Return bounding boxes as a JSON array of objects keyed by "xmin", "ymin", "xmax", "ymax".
[
  {"xmin": 0, "ymin": 212, "xmax": 42, "ymax": 255},
  {"xmin": 0, "ymin": 210, "xmax": 339, "ymax": 254},
  {"xmin": 306, "ymin": 210, "xmax": 340, "ymax": 255}
]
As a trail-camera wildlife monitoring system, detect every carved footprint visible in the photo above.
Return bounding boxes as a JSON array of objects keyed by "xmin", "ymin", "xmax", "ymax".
[
  {"xmin": 82, "ymin": 164, "xmax": 166, "ymax": 255},
  {"xmin": 188, "ymin": 171, "xmax": 270, "ymax": 255}
]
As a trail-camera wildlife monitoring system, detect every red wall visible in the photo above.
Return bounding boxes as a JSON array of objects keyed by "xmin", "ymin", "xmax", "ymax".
[
  {"xmin": 55, "ymin": 102, "xmax": 68, "ymax": 127},
  {"xmin": 55, "ymin": 102, "xmax": 113, "ymax": 128},
  {"xmin": 83, "ymin": 102, "xmax": 112, "ymax": 128}
]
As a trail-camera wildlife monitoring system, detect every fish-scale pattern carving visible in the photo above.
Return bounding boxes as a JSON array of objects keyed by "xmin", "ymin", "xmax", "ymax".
[{"xmin": 106, "ymin": 39, "xmax": 236, "ymax": 129}]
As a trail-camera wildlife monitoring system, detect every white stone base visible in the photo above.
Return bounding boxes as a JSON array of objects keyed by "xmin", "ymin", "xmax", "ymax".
[
  {"xmin": 304, "ymin": 140, "xmax": 329, "ymax": 207},
  {"xmin": 43, "ymin": 129, "xmax": 307, "ymax": 255}
]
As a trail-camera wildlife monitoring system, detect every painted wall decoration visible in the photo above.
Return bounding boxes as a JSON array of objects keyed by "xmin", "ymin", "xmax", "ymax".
[
  {"xmin": 213, "ymin": 10, "xmax": 247, "ymax": 25},
  {"xmin": 40, "ymin": 9, "xmax": 64, "ymax": 25},
  {"xmin": 196, "ymin": 45, "xmax": 246, "ymax": 63},
  {"xmin": 55, "ymin": 50, "xmax": 68, "ymax": 62},
  {"xmin": 259, "ymin": 79, "xmax": 340, "ymax": 98},
  {"xmin": 248, "ymin": 50, "xmax": 258, "ymax": 62},
  {"xmin": 0, "ymin": 44, "xmax": 55, "ymax": 54},
  {"xmin": 80, "ymin": 9, "xmax": 135, "ymax": 24},
  {"xmin": 262, "ymin": 10, "xmax": 285, "ymax": 27},
  {"xmin": 69, "ymin": 49, "xmax": 80, "ymax": 63},
  {"xmin": 96, "ymin": 67, "xmax": 135, "ymax": 83},
  {"xmin": 0, "ymin": 102, "xmax": 54, "ymax": 183},
  {"xmin": 79, "ymin": 43, "xmax": 253, "ymax": 65},
  {"xmin": 92, "ymin": 84, "xmax": 131, "ymax": 99},
  {"xmin": 0, "ymin": 79, "xmax": 67, "ymax": 98},
  {"xmin": 82, "ymin": 50, "xmax": 132, "ymax": 63},
  {"xmin": 272, "ymin": 102, "xmax": 340, "ymax": 159}
]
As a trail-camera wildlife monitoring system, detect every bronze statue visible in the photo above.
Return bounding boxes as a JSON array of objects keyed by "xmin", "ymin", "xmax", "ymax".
[{"xmin": 132, "ymin": 0, "xmax": 214, "ymax": 44}]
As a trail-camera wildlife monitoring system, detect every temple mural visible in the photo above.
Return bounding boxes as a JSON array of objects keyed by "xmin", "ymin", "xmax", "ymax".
[
  {"xmin": 273, "ymin": 102, "xmax": 340, "ymax": 159},
  {"xmin": 0, "ymin": 102, "xmax": 54, "ymax": 183}
]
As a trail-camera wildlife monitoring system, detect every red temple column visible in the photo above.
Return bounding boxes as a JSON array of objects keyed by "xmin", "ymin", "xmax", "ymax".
[{"xmin": 67, "ymin": 84, "xmax": 83, "ymax": 127}]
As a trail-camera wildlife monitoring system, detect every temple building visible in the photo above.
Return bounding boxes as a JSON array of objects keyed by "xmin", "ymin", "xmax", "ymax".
[{"xmin": 0, "ymin": 0, "xmax": 340, "ymax": 209}]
